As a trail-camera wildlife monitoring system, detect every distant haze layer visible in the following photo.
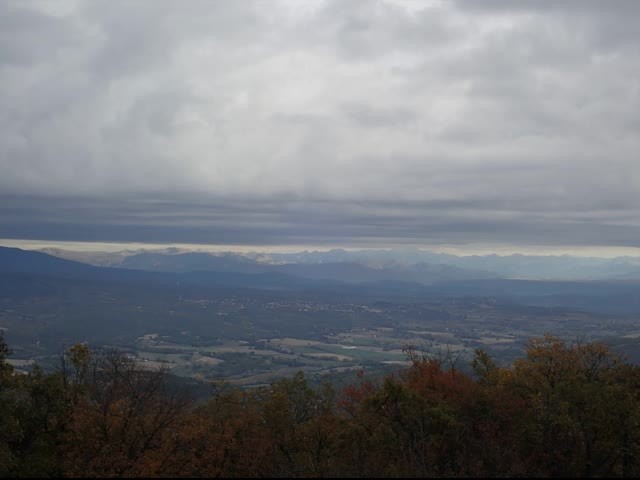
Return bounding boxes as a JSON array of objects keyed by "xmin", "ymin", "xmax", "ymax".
[{"xmin": 3, "ymin": 238, "xmax": 640, "ymax": 259}]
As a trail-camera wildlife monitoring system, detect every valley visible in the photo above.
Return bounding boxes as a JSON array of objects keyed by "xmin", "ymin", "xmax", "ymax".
[{"xmin": 3, "ymin": 246, "xmax": 640, "ymax": 386}]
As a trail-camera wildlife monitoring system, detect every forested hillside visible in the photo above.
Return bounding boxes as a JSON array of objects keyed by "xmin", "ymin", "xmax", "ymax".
[{"xmin": 2, "ymin": 332, "xmax": 640, "ymax": 478}]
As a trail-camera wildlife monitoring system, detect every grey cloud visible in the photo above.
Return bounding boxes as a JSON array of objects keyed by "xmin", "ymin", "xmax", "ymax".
[
  {"xmin": 0, "ymin": 2, "xmax": 80, "ymax": 65},
  {"xmin": 341, "ymin": 102, "xmax": 418, "ymax": 128},
  {"xmin": 2, "ymin": 194, "xmax": 640, "ymax": 248},
  {"xmin": 455, "ymin": 0, "xmax": 640, "ymax": 15},
  {"xmin": 1, "ymin": 0, "xmax": 639, "ymax": 250},
  {"xmin": 305, "ymin": 0, "xmax": 456, "ymax": 59},
  {"xmin": 83, "ymin": 0, "xmax": 267, "ymax": 79},
  {"xmin": 456, "ymin": 0, "xmax": 640, "ymax": 52}
]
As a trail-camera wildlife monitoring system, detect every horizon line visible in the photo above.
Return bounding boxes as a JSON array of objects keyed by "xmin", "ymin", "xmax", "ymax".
[{"xmin": 2, "ymin": 238, "xmax": 640, "ymax": 259}]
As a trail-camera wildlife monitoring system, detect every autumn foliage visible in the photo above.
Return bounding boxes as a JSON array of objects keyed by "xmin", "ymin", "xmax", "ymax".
[{"xmin": 2, "ymin": 332, "xmax": 640, "ymax": 477}]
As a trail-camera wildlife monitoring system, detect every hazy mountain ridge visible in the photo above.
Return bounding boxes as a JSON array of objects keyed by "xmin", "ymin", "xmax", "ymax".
[
  {"xmin": 5, "ymin": 247, "xmax": 639, "ymax": 317},
  {"xmin": 76, "ymin": 250, "xmax": 495, "ymax": 284},
  {"xmin": 1, "ymin": 247, "xmax": 98, "ymax": 275},
  {"xmin": 4, "ymin": 245, "xmax": 640, "ymax": 365},
  {"xmin": 37, "ymin": 247, "xmax": 200, "ymax": 267},
  {"xmin": 36, "ymin": 246, "xmax": 640, "ymax": 280},
  {"xmin": 260, "ymin": 248, "xmax": 640, "ymax": 280},
  {"xmin": 120, "ymin": 251, "xmax": 261, "ymax": 273}
]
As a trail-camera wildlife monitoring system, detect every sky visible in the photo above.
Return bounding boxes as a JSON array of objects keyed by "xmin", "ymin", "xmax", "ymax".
[{"xmin": 1, "ymin": 0, "xmax": 639, "ymax": 254}]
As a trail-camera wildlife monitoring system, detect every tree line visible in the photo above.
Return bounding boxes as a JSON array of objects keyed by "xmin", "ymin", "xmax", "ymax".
[{"xmin": 2, "ymin": 332, "xmax": 640, "ymax": 477}]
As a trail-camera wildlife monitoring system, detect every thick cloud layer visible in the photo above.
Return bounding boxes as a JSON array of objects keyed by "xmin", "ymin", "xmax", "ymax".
[{"xmin": 2, "ymin": 0, "xmax": 639, "ymax": 248}]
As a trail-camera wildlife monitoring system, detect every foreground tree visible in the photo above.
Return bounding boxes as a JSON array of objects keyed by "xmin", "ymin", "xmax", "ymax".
[
  {"xmin": 509, "ymin": 335, "xmax": 640, "ymax": 477},
  {"xmin": 0, "ymin": 333, "xmax": 69, "ymax": 477},
  {"xmin": 3, "ymin": 333, "xmax": 640, "ymax": 477},
  {"xmin": 62, "ymin": 350, "xmax": 194, "ymax": 477}
]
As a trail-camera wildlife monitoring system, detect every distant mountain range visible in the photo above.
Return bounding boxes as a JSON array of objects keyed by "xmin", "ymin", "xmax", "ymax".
[
  {"xmin": 36, "ymin": 246, "xmax": 640, "ymax": 281},
  {"xmin": 36, "ymin": 248, "xmax": 498, "ymax": 284},
  {"xmin": 4, "ymin": 246, "xmax": 640, "ymax": 316}
]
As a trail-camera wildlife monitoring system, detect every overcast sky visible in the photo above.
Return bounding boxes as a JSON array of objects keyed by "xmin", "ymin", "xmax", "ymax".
[{"xmin": 1, "ymin": 0, "xmax": 639, "ymax": 252}]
